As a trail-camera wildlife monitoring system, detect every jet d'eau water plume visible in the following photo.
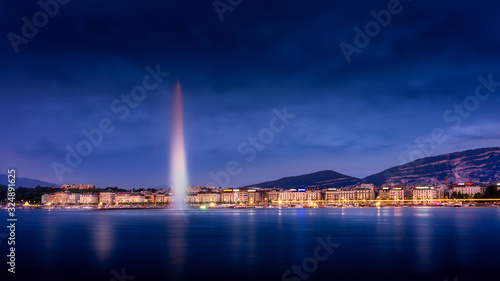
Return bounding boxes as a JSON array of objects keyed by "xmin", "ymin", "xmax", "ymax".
[{"xmin": 169, "ymin": 81, "xmax": 188, "ymax": 209}]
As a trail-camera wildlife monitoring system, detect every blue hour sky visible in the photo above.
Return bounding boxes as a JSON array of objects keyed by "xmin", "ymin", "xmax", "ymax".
[{"xmin": 1, "ymin": 0, "xmax": 500, "ymax": 188}]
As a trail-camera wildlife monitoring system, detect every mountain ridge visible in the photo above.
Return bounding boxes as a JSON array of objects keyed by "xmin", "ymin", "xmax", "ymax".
[
  {"xmin": 363, "ymin": 147, "xmax": 500, "ymax": 186},
  {"xmin": 0, "ymin": 174, "xmax": 57, "ymax": 188},
  {"xmin": 242, "ymin": 170, "xmax": 361, "ymax": 189},
  {"xmin": 242, "ymin": 147, "xmax": 500, "ymax": 189}
]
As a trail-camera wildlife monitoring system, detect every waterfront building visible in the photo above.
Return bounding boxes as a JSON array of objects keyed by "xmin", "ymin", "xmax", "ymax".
[
  {"xmin": 198, "ymin": 192, "xmax": 221, "ymax": 203},
  {"xmin": 139, "ymin": 191, "xmax": 154, "ymax": 202},
  {"xmin": 186, "ymin": 192, "xmax": 221, "ymax": 203},
  {"xmin": 350, "ymin": 188, "xmax": 372, "ymax": 200},
  {"xmin": 452, "ymin": 183, "xmax": 483, "ymax": 197},
  {"xmin": 378, "ymin": 187, "xmax": 390, "ymax": 200},
  {"xmin": 41, "ymin": 194, "xmax": 48, "ymax": 204},
  {"xmin": 277, "ymin": 189, "xmax": 295, "ymax": 202},
  {"xmin": 388, "ymin": 187, "xmax": 404, "ymax": 201},
  {"xmin": 166, "ymin": 193, "xmax": 173, "ymax": 203},
  {"xmin": 99, "ymin": 192, "xmax": 116, "ymax": 205},
  {"xmin": 411, "ymin": 186, "xmax": 441, "ymax": 201},
  {"xmin": 404, "ymin": 187, "xmax": 412, "ymax": 200},
  {"xmin": 68, "ymin": 193, "xmax": 80, "ymax": 204},
  {"xmin": 324, "ymin": 188, "xmax": 372, "ymax": 201},
  {"xmin": 115, "ymin": 193, "xmax": 130, "ymax": 204},
  {"xmin": 360, "ymin": 183, "xmax": 376, "ymax": 199},
  {"xmin": 186, "ymin": 193, "xmax": 198, "ymax": 203},
  {"xmin": 234, "ymin": 189, "xmax": 263, "ymax": 203},
  {"xmin": 266, "ymin": 189, "xmax": 280, "ymax": 202},
  {"xmin": 53, "ymin": 192, "xmax": 70, "ymax": 204},
  {"xmin": 129, "ymin": 193, "xmax": 146, "ymax": 203},
  {"xmin": 153, "ymin": 193, "xmax": 166, "ymax": 203},
  {"xmin": 41, "ymin": 194, "xmax": 53, "ymax": 205},
  {"xmin": 153, "ymin": 190, "xmax": 172, "ymax": 203},
  {"xmin": 245, "ymin": 189, "xmax": 264, "ymax": 203},
  {"xmin": 238, "ymin": 189, "xmax": 250, "ymax": 203},
  {"xmin": 80, "ymin": 194, "xmax": 99, "ymax": 204},
  {"xmin": 307, "ymin": 189, "xmax": 323, "ymax": 201},
  {"xmin": 41, "ymin": 191, "xmax": 95, "ymax": 205},
  {"xmin": 221, "ymin": 189, "xmax": 242, "ymax": 203},
  {"xmin": 324, "ymin": 188, "xmax": 339, "ymax": 201},
  {"xmin": 278, "ymin": 188, "xmax": 321, "ymax": 202}
]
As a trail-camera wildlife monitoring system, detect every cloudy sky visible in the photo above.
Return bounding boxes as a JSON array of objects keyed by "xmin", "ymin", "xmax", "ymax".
[{"xmin": 1, "ymin": 0, "xmax": 500, "ymax": 188}]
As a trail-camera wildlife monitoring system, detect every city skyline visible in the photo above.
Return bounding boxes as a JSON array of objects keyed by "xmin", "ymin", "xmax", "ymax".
[{"xmin": 2, "ymin": 0, "xmax": 500, "ymax": 189}]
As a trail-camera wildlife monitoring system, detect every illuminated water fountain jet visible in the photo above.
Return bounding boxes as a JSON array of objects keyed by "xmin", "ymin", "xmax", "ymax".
[{"xmin": 170, "ymin": 81, "xmax": 188, "ymax": 209}]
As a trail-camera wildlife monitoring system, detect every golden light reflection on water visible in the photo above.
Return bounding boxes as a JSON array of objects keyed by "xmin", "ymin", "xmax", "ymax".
[
  {"xmin": 93, "ymin": 216, "xmax": 115, "ymax": 261},
  {"xmin": 414, "ymin": 208, "xmax": 433, "ymax": 271},
  {"xmin": 246, "ymin": 211, "xmax": 257, "ymax": 263},
  {"xmin": 394, "ymin": 208, "xmax": 403, "ymax": 217},
  {"xmin": 453, "ymin": 210, "xmax": 475, "ymax": 266},
  {"xmin": 229, "ymin": 211, "xmax": 244, "ymax": 262},
  {"xmin": 43, "ymin": 213, "xmax": 57, "ymax": 253}
]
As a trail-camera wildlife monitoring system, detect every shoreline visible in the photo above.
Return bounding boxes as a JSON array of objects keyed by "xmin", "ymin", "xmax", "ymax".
[{"xmin": 5, "ymin": 204, "xmax": 500, "ymax": 211}]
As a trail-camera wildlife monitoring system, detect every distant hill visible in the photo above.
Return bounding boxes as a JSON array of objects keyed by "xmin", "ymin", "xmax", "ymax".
[
  {"xmin": 242, "ymin": 170, "xmax": 361, "ymax": 189},
  {"xmin": 363, "ymin": 147, "xmax": 500, "ymax": 186},
  {"xmin": 242, "ymin": 147, "xmax": 500, "ymax": 188},
  {"xmin": 0, "ymin": 174, "xmax": 57, "ymax": 188}
]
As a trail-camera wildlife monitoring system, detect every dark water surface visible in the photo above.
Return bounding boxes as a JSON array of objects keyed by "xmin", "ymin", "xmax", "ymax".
[{"xmin": 2, "ymin": 207, "xmax": 500, "ymax": 281}]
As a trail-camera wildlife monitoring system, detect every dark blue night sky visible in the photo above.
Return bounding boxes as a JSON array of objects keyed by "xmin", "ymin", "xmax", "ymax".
[{"xmin": 1, "ymin": 0, "xmax": 500, "ymax": 188}]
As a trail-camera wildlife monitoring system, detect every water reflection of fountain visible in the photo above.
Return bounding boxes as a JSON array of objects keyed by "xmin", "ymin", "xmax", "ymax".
[
  {"xmin": 93, "ymin": 215, "xmax": 115, "ymax": 261},
  {"xmin": 167, "ymin": 215, "xmax": 187, "ymax": 273}
]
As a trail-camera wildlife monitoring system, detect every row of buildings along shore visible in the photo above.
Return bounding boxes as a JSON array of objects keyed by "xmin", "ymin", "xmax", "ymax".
[{"xmin": 41, "ymin": 183, "xmax": 500, "ymax": 206}]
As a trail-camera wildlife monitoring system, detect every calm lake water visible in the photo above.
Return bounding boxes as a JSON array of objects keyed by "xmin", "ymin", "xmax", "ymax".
[{"xmin": 2, "ymin": 207, "xmax": 500, "ymax": 281}]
